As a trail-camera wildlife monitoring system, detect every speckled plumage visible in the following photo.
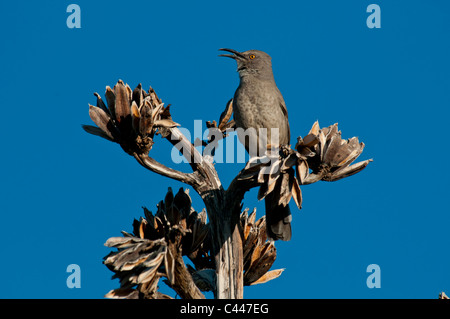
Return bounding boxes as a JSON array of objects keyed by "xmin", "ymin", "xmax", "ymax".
[{"xmin": 220, "ymin": 48, "xmax": 292, "ymax": 241}]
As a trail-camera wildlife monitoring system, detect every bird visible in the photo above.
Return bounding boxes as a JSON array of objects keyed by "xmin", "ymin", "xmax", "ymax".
[{"xmin": 219, "ymin": 48, "xmax": 292, "ymax": 241}]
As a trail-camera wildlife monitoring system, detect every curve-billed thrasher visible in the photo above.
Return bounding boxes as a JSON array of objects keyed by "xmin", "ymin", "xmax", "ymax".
[{"xmin": 219, "ymin": 48, "xmax": 292, "ymax": 241}]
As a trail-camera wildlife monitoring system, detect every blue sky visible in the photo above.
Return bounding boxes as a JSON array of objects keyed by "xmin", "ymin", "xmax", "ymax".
[{"xmin": 0, "ymin": 0, "xmax": 449, "ymax": 298}]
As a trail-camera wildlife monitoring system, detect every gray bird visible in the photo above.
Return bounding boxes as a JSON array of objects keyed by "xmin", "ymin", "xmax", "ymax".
[{"xmin": 219, "ymin": 48, "xmax": 292, "ymax": 241}]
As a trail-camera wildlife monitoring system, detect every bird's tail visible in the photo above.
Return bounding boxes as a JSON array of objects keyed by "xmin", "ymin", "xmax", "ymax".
[{"xmin": 265, "ymin": 192, "xmax": 292, "ymax": 241}]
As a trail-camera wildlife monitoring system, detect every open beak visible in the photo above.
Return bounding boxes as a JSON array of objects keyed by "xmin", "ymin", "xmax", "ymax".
[{"xmin": 218, "ymin": 48, "xmax": 246, "ymax": 60}]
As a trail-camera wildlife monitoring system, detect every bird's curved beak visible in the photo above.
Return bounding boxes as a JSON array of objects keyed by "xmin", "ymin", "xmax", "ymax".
[{"xmin": 218, "ymin": 48, "xmax": 246, "ymax": 60}]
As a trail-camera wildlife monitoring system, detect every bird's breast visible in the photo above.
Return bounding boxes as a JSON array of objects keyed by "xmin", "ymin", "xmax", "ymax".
[
  {"xmin": 234, "ymin": 84, "xmax": 287, "ymax": 125},
  {"xmin": 233, "ymin": 82, "xmax": 290, "ymax": 149}
]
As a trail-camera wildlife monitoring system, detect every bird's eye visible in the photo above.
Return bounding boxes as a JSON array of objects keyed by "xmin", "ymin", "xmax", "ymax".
[{"xmin": 249, "ymin": 54, "xmax": 256, "ymax": 59}]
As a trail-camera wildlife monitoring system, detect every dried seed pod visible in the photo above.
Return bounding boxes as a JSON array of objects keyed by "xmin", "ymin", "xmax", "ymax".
[
  {"xmin": 132, "ymin": 83, "xmax": 144, "ymax": 107},
  {"xmin": 113, "ymin": 80, "xmax": 131, "ymax": 123},
  {"xmin": 239, "ymin": 210, "xmax": 282, "ymax": 286},
  {"xmin": 94, "ymin": 92, "xmax": 110, "ymax": 115},
  {"xmin": 87, "ymin": 104, "xmax": 114, "ymax": 140},
  {"xmin": 104, "ymin": 86, "xmax": 116, "ymax": 120}
]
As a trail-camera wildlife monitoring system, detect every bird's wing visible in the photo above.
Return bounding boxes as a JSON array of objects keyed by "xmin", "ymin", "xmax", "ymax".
[
  {"xmin": 279, "ymin": 99, "xmax": 288, "ymax": 119},
  {"xmin": 279, "ymin": 98, "xmax": 291, "ymax": 144},
  {"xmin": 279, "ymin": 95, "xmax": 288, "ymax": 117}
]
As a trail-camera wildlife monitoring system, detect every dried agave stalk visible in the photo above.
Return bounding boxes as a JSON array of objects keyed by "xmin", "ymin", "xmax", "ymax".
[
  {"xmin": 237, "ymin": 120, "xmax": 372, "ymax": 216},
  {"xmin": 104, "ymin": 188, "xmax": 210, "ymax": 299},
  {"xmin": 85, "ymin": 81, "xmax": 245, "ymax": 299},
  {"xmin": 103, "ymin": 236, "xmax": 168, "ymax": 299},
  {"xmin": 103, "ymin": 187, "xmax": 285, "ymax": 298},
  {"xmin": 297, "ymin": 121, "xmax": 373, "ymax": 183},
  {"xmin": 85, "ymin": 81, "xmax": 372, "ymax": 299},
  {"xmin": 83, "ymin": 80, "xmax": 179, "ymax": 155},
  {"xmin": 237, "ymin": 146, "xmax": 305, "ymax": 212},
  {"xmin": 196, "ymin": 99, "xmax": 236, "ymax": 156},
  {"xmin": 240, "ymin": 209, "xmax": 284, "ymax": 286}
]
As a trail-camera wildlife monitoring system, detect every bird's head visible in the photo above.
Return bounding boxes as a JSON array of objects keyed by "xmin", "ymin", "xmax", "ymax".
[{"xmin": 219, "ymin": 48, "xmax": 273, "ymax": 79}]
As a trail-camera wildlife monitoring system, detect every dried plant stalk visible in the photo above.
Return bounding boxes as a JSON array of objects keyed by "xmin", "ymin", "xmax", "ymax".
[{"xmin": 84, "ymin": 81, "xmax": 372, "ymax": 299}]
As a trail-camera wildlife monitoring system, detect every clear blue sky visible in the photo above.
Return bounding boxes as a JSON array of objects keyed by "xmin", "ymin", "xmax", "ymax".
[{"xmin": 1, "ymin": 0, "xmax": 449, "ymax": 299}]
